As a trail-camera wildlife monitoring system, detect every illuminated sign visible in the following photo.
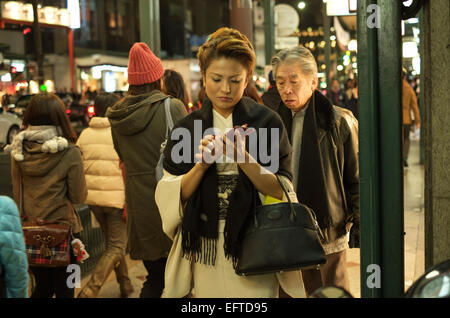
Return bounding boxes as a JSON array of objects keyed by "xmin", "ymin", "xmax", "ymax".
[
  {"xmin": 326, "ymin": 0, "xmax": 356, "ymax": 16},
  {"xmin": 0, "ymin": 1, "xmax": 79, "ymax": 28},
  {"xmin": 67, "ymin": 0, "xmax": 81, "ymax": 29}
]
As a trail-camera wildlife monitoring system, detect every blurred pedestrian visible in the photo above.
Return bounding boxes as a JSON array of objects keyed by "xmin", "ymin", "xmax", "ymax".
[
  {"xmin": 8, "ymin": 93, "xmax": 87, "ymax": 298},
  {"xmin": 162, "ymin": 69, "xmax": 191, "ymax": 112},
  {"xmin": 106, "ymin": 42, "xmax": 187, "ymax": 298},
  {"xmin": 330, "ymin": 79, "xmax": 345, "ymax": 107},
  {"xmin": 270, "ymin": 46, "xmax": 360, "ymax": 296},
  {"xmin": 243, "ymin": 78, "xmax": 263, "ymax": 104},
  {"xmin": 402, "ymin": 68, "xmax": 421, "ymax": 167},
  {"xmin": 344, "ymin": 78, "xmax": 358, "ymax": 118},
  {"xmin": 261, "ymin": 70, "xmax": 281, "ymax": 109},
  {"xmin": 76, "ymin": 93, "xmax": 134, "ymax": 298},
  {"xmin": 0, "ymin": 196, "xmax": 29, "ymax": 298},
  {"xmin": 155, "ymin": 27, "xmax": 305, "ymax": 298}
]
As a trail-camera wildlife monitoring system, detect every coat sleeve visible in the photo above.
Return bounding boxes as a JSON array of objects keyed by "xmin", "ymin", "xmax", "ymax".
[
  {"xmin": 155, "ymin": 170, "xmax": 185, "ymax": 240},
  {"xmin": 110, "ymin": 128, "xmax": 123, "ymax": 161},
  {"xmin": 0, "ymin": 196, "xmax": 29, "ymax": 298},
  {"xmin": 66, "ymin": 146, "xmax": 88, "ymax": 205},
  {"xmin": 341, "ymin": 112, "xmax": 360, "ymax": 223},
  {"xmin": 10, "ymin": 159, "xmax": 20, "ymax": 211},
  {"xmin": 409, "ymin": 88, "xmax": 421, "ymax": 126},
  {"xmin": 169, "ymin": 98, "xmax": 188, "ymax": 127}
]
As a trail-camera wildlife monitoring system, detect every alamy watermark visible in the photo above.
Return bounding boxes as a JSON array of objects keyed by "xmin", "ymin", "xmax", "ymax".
[
  {"xmin": 366, "ymin": 264, "xmax": 381, "ymax": 289},
  {"xmin": 367, "ymin": 4, "xmax": 381, "ymax": 29},
  {"xmin": 66, "ymin": 264, "xmax": 81, "ymax": 289}
]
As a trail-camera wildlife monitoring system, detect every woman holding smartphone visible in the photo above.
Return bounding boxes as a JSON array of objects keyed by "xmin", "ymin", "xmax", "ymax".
[{"xmin": 155, "ymin": 27, "xmax": 305, "ymax": 298}]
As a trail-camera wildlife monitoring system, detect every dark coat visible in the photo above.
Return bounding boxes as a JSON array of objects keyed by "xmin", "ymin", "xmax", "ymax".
[
  {"xmin": 107, "ymin": 90, "xmax": 187, "ymax": 261},
  {"xmin": 266, "ymin": 90, "xmax": 359, "ymax": 243}
]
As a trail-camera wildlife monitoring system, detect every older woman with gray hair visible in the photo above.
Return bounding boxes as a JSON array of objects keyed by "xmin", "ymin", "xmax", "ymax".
[{"xmin": 268, "ymin": 45, "xmax": 360, "ymax": 296}]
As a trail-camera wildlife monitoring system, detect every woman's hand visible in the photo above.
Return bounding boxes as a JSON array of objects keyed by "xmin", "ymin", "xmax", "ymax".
[
  {"xmin": 194, "ymin": 135, "xmax": 216, "ymax": 169},
  {"xmin": 181, "ymin": 135, "xmax": 216, "ymax": 204}
]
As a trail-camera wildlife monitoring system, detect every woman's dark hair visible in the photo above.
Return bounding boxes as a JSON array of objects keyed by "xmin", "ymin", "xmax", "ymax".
[
  {"xmin": 127, "ymin": 81, "xmax": 161, "ymax": 96},
  {"xmin": 94, "ymin": 93, "xmax": 120, "ymax": 117},
  {"xmin": 23, "ymin": 93, "xmax": 77, "ymax": 143},
  {"xmin": 197, "ymin": 27, "xmax": 256, "ymax": 79},
  {"xmin": 163, "ymin": 69, "xmax": 189, "ymax": 105}
]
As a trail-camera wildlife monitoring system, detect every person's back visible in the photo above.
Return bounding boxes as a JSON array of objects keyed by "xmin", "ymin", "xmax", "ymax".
[
  {"xmin": 0, "ymin": 196, "xmax": 29, "ymax": 298},
  {"xmin": 77, "ymin": 93, "xmax": 133, "ymax": 298},
  {"xmin": 7, "ymin": 93, "xmax": 87, "ymax": 298},
  {"xmin": 262, "ymin": 71, "xmax": 282, "ymax": 109},
  {"xmin": 77, "ymin": 94, "xmax": 124, "ymax": 209},
  {"xmin": 106, "ymin": 42, "xmax": 187, "ymax": 298}
]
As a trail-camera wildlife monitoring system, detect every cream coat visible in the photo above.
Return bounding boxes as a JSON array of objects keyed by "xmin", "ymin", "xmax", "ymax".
[
  {"xmin": 155, "ymin": 170, "xmax": 306, "ymax": 298},
  {"xmin": 77, "ymin": 117, "xmax": 124, "ymax": 209}
]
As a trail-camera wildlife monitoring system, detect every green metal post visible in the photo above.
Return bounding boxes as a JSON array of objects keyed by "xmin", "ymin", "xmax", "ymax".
[
  {"xmin": 377, "ymin": 0, "xmax": 404, "ymax": 297},
  {"xmin": 139, "ymin": 0, "xmax": 161, "ymax": 56},
  {"xmin": 418, "ymin": 9, "xmax": 424, "ymax": 164},
  {"xmin": 263, "ymin": 0, "xmax": 275, "ymax": 65},
  {"xmin": 357, "ymin": 0, "xmax": 382, "ymax": 298},
  {"xmin": 323, "ymin": 2, "xmax": 331, "ymax": 95}
]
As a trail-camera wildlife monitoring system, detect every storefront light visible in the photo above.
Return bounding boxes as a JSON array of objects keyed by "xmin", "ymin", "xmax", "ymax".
[
  {"xmin": 58, "ymin": 9, "xmax": 70, "ymax": 27},
  {"xmin": 104, "ymin": 71, "xmax": 117, "ymax": 93},
  {"xmin": 1, "ymin": 73, "xmax": 11, "ymax": 82},
  {"xmin": 29, "ymin": 80, "xmax": 39, "ymax": 94},
  {"xmin": 1, "ymin": 1, "xmax": 21, "ymax": 20},
  {"xmin": 11, "ymin": 61, "xmax": 25, "ymax": 73},
  {"xmin": 45, "ymin": 80, "xmax": 54, "ymax": 92},
  {"xmin": 22, "ymin": 3, "xmax": 34, "ymax": 22},
  {"xmin": 337, "ymin": 65, "xmax": 344, "ymax": 71},
  {"xmin": 412, "ymin": 56, "xmax": 421, "ymax": 74},
  {"xmin": 403, "ymin": 41, "xmax": 419, "ymax": 58},
  {"xmin": 92, "ymin": 68, "xmax": 102, "ymax": 80},
  {"xmin": 348, "ymin": 39, "xmax": 358, "ymax": 52},
  {"xmin": 68, "ymin": 0, "xmax": 81, "ymax": 29}
]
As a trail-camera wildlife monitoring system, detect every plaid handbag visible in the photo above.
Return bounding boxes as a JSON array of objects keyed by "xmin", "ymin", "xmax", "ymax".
[
  {"xmin": 17, "ymin": 167, "xmax": 71, "ymax": 268},
  {"xmin": 22, "ymin": 220, "xmax": 71, "ymax": 267}
]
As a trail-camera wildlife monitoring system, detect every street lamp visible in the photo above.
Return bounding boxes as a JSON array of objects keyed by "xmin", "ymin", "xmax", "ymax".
[{"xmin": 298, "ymin": 1, "xmax": 306, "ymax": 10}]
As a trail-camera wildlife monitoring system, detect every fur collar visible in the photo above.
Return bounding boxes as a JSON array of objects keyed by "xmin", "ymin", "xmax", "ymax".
[{"xmin": 5, "ymin": 126, "xmax": 69, "ymax": 162}]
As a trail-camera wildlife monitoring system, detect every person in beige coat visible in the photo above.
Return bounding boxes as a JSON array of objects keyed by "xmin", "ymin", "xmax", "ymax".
[{"xmin": 76, "ymin": 93, "xmax": 133, "ymax": 298}]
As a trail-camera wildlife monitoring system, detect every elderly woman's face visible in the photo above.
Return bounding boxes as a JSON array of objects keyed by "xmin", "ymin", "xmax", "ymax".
[
  {"xmin": 204, "ymin": 57, "xmax": 248, "ymax": 117},
  {"xmin": 275, "ymin": 62, "xmax": 317, "ymax": 112}
]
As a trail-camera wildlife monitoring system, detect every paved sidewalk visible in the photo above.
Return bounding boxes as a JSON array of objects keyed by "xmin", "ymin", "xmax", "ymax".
[{"xmin": 76, "ymin": 140, "xmax": 425, "ymax": 298}]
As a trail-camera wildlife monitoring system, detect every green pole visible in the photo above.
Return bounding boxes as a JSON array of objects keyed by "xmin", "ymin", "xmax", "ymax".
[
  {"xmin": 418, "ymin": 8, "xmax": 424, "ymax": 164},
  {"xmin": 263, "ymin": 0, "xmax": 275, "ymax": 65},
  {"xmin": 323, "ymin": 2, "xmax": 331, "ymax": 96},
  {"xmin": 357, "ymin": 0, "xmax": 382, "ymax": 298},
  {"xmin": 377, "ymin": 0, "xmax": 404, "ymax": 298},
  {"xmin": 139, "ymin": 0, "xmax": 161, "ymax": 56}
]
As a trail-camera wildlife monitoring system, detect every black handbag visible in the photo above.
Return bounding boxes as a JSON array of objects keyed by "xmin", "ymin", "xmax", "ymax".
[{"xmin": 235, "ymin": 175, "xmax": 327, "ymax": 276}]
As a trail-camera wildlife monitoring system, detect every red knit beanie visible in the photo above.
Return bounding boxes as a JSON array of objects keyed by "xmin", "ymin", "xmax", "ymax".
[{"xmin": 127, "ymin": 42, "xmax": 164, "ymax": 86}]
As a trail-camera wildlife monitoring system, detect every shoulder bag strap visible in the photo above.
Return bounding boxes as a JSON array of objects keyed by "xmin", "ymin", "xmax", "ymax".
[{"xmin": 164, "ymin": 97, "xmax": 174, "ymax": 139}]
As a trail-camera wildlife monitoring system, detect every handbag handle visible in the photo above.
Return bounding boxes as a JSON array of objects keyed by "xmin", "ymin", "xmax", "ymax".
[
  {"xmin": 274, "ymin": 174, "xmax": 297, "ymax": 222},
  {"xmin": 274, "ymin": 174, "xmax": 324, "ymax": 240}
]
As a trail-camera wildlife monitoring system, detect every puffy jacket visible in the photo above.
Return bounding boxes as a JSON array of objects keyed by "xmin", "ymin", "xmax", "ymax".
[
  {"xmin": 77, "ymin": 117, "xmax": 125, "ymax": 209},
  {"xmin": 0, "ymin": 196, "xmax": 29, "ymax": 298}
]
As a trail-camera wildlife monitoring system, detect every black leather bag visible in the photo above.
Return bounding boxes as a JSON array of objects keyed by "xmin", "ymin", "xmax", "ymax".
[{"xmin": 235, "ymin": 175, "xmax": 327, "ymax": 276}]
